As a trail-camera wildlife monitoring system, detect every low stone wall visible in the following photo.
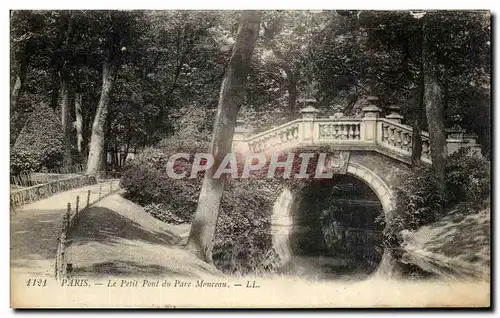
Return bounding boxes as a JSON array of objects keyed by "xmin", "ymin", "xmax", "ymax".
[{"xmin": 10, "ymin": 174, "xmax": 98, "ymax": 208}]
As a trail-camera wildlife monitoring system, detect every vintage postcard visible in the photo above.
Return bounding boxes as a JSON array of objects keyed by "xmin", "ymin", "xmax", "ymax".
[{"xmin": 9, "ymin": 9, "xmax": 491, "ymax": 308}]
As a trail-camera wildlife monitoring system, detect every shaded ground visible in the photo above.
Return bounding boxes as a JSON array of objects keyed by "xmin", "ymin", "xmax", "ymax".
[
  {"xmin": 280, "ymin": 255, "xmax": 374, "ymax": 281},
  {"xmin": 10, "ymin": 181, "xmax": 119, "ymax": 277},
  {"xmin": 402, "ymin": 203, "xmax": 490, "ymax": 280},
  {"xmin": 66, "ymin": 194, "xmax": 220, "ymax": 278}
]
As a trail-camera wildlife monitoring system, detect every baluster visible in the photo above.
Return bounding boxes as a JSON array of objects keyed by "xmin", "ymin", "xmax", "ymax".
[
  {"xmin": 344, "ymin": 124, "xmax": 351, "ymax": 140},
  {"xmin": 279, "ymin": 131, "xmax": 286, "ymax": 142},
  {"xmin": 407, "ymin": 133, "xmax": 413, "ymax": 152},
  {"xmin": 381, "ymin": 124, "xmax": 387, "ymax": 143},
  {"xmin": 389, "ymin": 127, "xmax": 395, "ymax": 146},
  {"xmin": 271, "ymin": 133, "xmax": 278, "ymax": 147},
  {"xmin": 324, "ymin": 124, "xmax": 330, "ymax": 138},
  {"xmin": 350, "ymin": 124, "xmax": 356, "ymax": 140},
  {"xmin": 331, "ymin": 124, "xmax": 339, "ymax": 139},
  {"xmin": 396, "ymin": 129, "xmax": 402, "ymax": 149},
  {"xmin": 407, "ymin": 132, "xmax": 412, "ymax": 151},
  {"xmin": 402, "ymin": 132, "xmax": 409, "ymax": 151}
]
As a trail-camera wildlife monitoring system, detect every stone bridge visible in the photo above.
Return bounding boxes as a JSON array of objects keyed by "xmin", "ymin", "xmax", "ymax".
[
  {"xmin": 233, "ymin": 98, "xmax": 481, "ymax": 216},
  {"xmin": 232, "ymin": 98, "xmax": 482, "ymax": 275}
]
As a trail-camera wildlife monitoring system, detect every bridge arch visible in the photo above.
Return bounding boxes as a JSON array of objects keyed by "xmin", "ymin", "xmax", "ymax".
[
  {"xmin": 270, "ymin": 155, "xmax": 396, "ymax": 277},
  {"xmin": 346, "ymin": 161, "xmax": 394, "ymax": 215}
]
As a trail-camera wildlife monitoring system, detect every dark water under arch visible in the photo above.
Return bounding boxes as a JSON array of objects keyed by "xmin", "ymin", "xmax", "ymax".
[{"xmin": 281, "ymin": 175, "xmax": 385, "ymax": 280}]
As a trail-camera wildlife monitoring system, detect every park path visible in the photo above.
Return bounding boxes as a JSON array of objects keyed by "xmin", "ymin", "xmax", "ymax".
[
  {"xmin": 66, "ymin": 194, "xmax": 220, "ymax": 278},
  {"xmin": 10, "ymin": 180, "xmax": 120, "ymax": 278}
]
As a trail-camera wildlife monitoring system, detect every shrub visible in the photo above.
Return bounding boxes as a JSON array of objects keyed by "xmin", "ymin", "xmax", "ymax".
[
  {"xmin": 120, "ymin": 133, "xmax": 209, "ymax": 222},
  {"xmin": 381, "ymin": 148, "xmax": 491, "ymax": 258},
  {"xmin": 11, "ymin": 103, "xmax": 64, "ymax": 175},
  {"xmin": 213, "ymin": 179, "xmax": 282, "ymax": 275},
  {"xmin": 380, "ymin": 166, "xmax": 444, "ymax": 252},
  {"xmin": 120, "ymin": 157, "xmax": 201, "ymax": 222},
  {"xmin": 445, "ymin": 148, "xmax": 490, "ymax": 207},
  {"xmin": 120, "ymin": 137, "xmax": 282, "ymax": 275}
]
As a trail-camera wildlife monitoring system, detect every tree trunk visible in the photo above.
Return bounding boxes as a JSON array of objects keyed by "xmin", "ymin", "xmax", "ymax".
[
  {"xmin": 424, "ymin": 75, "xmax": 447, "ymax": 192},
  {"xmin": 422, "ymin": 17, "xmax": 447, "ymax": 197},
  {"xmin": 60, "ymin": 69, "xmax": 72, "ymax": 168},
  {"xmin": 11, "ymin": 51, "xmax": 29, "ymax": 111},
  {"xmin": 443, "ymin": 60, "xmax": 449, "ymax": 120},
  {"xmin": 411, "ymin": 19, "xmax": 425, "ymax": 167},
  {"xmin": 86, "ymin": 61, "xmax": 119, "ymax": 176},
  {"xmin": 11, "ymin": 71, "xmax": 24, "ymax": 111},
  {"xmin": 411, "ymin": 66, "xmax": 424, "ymax": 166},
  {"xmin": 74, "ymin": 93, "xmax": 84, "ymax": 154},
  {"xmin": 287, "ymin": 70, "xmax": 298, "ymax": 114},
  {"xmin": 186, "ymin": 11, "xmax": 262, "ymax": 263},
  {"xmin": 10, "ymin": 52, "xmax": 29, "ymax": 143}
]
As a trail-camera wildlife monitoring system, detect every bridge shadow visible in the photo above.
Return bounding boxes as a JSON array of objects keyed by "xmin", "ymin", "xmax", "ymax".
[{"xmin": 71, "ymin": 260, "xmax": 199, "ymax": 278}]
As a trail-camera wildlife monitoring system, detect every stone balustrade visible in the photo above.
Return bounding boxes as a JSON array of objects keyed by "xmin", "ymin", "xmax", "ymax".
[
  {"xmin": 317, "ymin": 120, "xmax": 362, "ymax": 141},
  {"xmin": 233, "ymin": 97, "xmax": 482, "ymax": 164},
  {"xmin": 245, "ymin": 120, "xmax": 302, "ymax": 153},
  {"xmin": 378, "ymin": 119, "xmax": 432, "ymax": 163}
]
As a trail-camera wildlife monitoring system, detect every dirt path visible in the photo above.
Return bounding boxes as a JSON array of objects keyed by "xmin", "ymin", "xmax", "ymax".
[
  {"xmin": 10, "ymin": 181, "xmax": 119, "ymax": 277},
  {"xmin": 66, "ymin": 194, "xmax": 220, "ymax": 278}
]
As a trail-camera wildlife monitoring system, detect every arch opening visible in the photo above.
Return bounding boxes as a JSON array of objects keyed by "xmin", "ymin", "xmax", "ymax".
[{"xmin": 274, "ymin": 174, "xmax": 387, "ymax": 280}]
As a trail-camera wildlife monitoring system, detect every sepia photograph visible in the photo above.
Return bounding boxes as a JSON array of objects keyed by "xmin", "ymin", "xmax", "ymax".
[{"xmin": 8, "ymin": 8, "xmax": 491, "ymax": 308}]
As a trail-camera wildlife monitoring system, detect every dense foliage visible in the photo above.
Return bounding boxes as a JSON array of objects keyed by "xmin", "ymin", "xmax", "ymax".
[
  {"xmin": 382, "ymin": 149, "xmax": 491, "ymax": 253},
  {"xmin": 11, "ymin": 10, "xmax": 491, "ymax": 170},
  {"xmin": 120, "ymin": 142, "xmax": 284, "ymax": 274},
  {"xmin": 11, "ymin": 103, "xmax": 64, "ymax": 174},
  {"xmin": 445, "ymin": 148, "xmax": 490, "ymax": 206}
]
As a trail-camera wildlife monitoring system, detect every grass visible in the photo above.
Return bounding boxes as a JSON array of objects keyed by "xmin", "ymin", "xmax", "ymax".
[{"xmin": 401, "ymin": 201, "xmax": 490, "ymax": 280}]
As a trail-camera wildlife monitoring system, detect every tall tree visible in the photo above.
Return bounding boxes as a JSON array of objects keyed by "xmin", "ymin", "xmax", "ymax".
[
  {"xmin": 74, "ymin": 93, "xmax": 84, "ymax": 154},
  {"xmin": 410, "ymin": 11, "xmax": 425, "ymax": 166},
  {"xmin": 86, "ymin": 12, "xmax": 138, "ymax": 176},
  {"xmin": 59, "ymin": 12, "xmax": 76, "ymax": 168},
  {"xmin": 186, "ymin": 11, "xmax": 262, "ymax": 263},
  {"xmin": 422, "ymin": 12, "xmax": 447, "ymax": 196}
]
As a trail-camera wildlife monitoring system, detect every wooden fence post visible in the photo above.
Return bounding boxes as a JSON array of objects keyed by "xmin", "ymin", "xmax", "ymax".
[
  {"xmin": 98, "ymin": 184, "xmax": 102, "ymax": 199},
  {"xmin": 109, "ymin": 180, "xmax": 112, "ymax": 194},
  {"xmin": 76, "ymin": 195, "xmax": 80, "ymax": 215},
  {"xmin": 66, "ymin": 203, "xmax": 71, "ymax": 231},
  {"xmin": 86, "ymin": 190, "xmax": 91, "ymax": 208},
  {"xmin": 60, "ymin": 232, "xmax": 67, "ymax": 279}
]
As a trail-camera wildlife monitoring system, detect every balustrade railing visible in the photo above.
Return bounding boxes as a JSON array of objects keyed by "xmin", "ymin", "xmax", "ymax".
[
  {"xmin": 378, "ymin": 119, "xmax": 431, "ymax": 162},
  {"xmin": 317, "ymin": 120, "xmax": 362, "ymax": 141},
  {"xmin": 247, "ymin": 120, "xmax": 301, "ymax": 153},
  {"xmin": 234, "ymin": 100, "xmax": 480, "ymax": 164}
]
